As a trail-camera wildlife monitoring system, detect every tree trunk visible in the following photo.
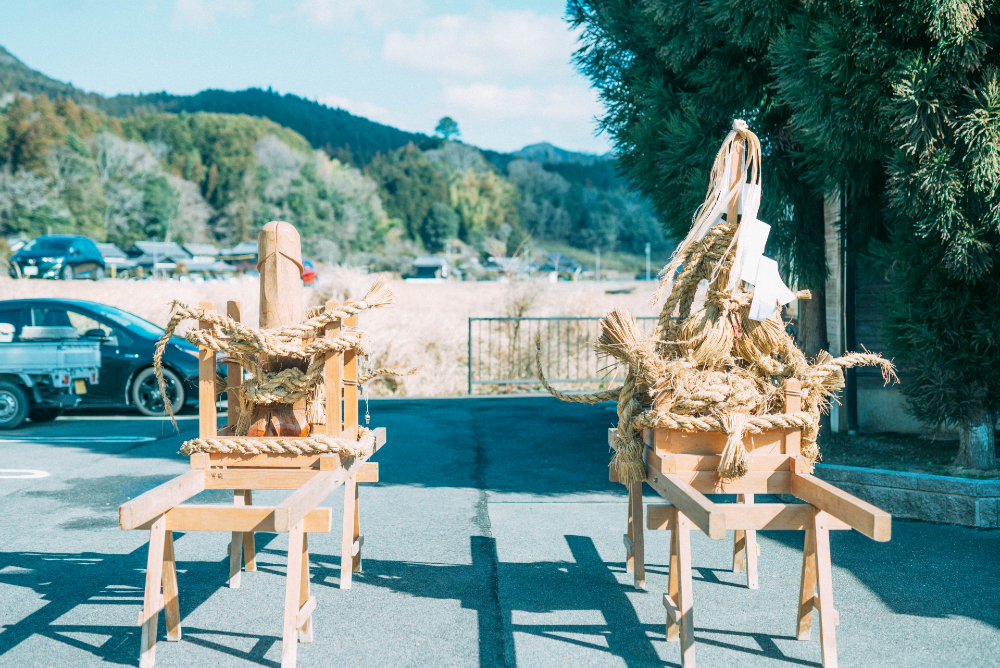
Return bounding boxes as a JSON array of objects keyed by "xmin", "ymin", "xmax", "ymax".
[{"xmin": 955, "ymin": 410, "xmax": 997, "ymax": 469}]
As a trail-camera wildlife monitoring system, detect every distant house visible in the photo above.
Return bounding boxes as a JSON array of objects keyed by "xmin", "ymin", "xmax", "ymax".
[
  {"xmin": 128, "ymin": 241, "xmax": 190, "ymax": 271},
  {"xmin": 96, "ymin": 243, "xmax": 138, "ymax": 276},
  {"xmin": 408, "ymin": 256, "xmax": 450, "ymax": 281},
  {"xmin": 182, "ymin": 243, "xmax": 221, "ymax": 258},
  {"xmin": 221, "ymin": 241, "xmax": 259, "ymax": 272}
]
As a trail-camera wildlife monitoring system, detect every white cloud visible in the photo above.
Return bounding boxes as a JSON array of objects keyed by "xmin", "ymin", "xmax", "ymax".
[
  {"xmin": 382, "ymin": 10, "xmax": 580, "ymax": 79},
  {"xmin": 318, "ymin": 94, "xmax": 409, "ymax": 129},
  {"xmin": 443, "ymin": 82, "xmax": 601, "ymax": 123},
  {"xmin": 296, "ymin": 0, "xmax": 423, "ymax": 30},
  {"xmin": 171, "ymin": 0, "xmax": 251, "ymax": 29}
]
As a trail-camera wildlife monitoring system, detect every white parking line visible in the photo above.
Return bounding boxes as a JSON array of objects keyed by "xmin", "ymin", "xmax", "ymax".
[
  {"xmin": 0, "ymin": 470, "xmax": 50, "ymax": 479},
  {"xmin": 0, "ymin": 436, "xmax": 158, "ymax": 443}
]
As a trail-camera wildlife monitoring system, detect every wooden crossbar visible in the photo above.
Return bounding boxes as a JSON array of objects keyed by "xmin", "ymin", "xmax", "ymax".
[
  {"xmin": 136, "ymin": 506, "xmax": 333, "ymax": 533},
  {"xmin": 120, "ymin": 471, "xmax": 205, "ymax": 531},
  {"xmin": 791, "ymin": 471, "xmax": 892, "ymax": 542},
  {"xmin": 646, "ymin": 503, "xmax": 852, "ymax": 532}
]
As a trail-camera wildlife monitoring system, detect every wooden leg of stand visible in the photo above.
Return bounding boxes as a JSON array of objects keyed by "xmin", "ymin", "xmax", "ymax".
[
  {"xmin": 797, "ymin": 523, "xmax": 818, "ymax": 640},
  {"xmin": 745, "ymin": 494, "xmax": 758, "ymax": 589},
  {"xmin": 630, "ymin": 481, "xmax": 645, "ymax": 589},
  {"xmin": 676, "ymin": 512, "xmax": 696, "ymax": 667},
  {"xmin": 814, "ymin": 511, "xmax": 839, "ymax": 668},
  {"xmin": 162, "ymin": 530, "xmax": 181, "ymax": 642},
  {"xmin": 243, "ymin": 490, "xmax": 257, "ymax": 571},
  {"xmin": 298, "ymin": 533, "xmax": 313, "ymax": 643},
  {"xmin": 229, "ymin": 489, "xmax": 247, "ymax": 588},
  {"xmin": 139, "ymin": 515, "xmax": 166, "ymax": 668},
  {"xmin": 340, "ymin": 474, "xmax": 357, "ymax": 589},
  {"xmin": 282, "ymin": 521, "xmax": 305, "ymax": 668},
  {"xmin": 733, "ymin": 528, "xmax": 746, "ymax": 573},
  {"xmin": 626, "ymin": 488, "xmax": 636, "ymax": 575},
  {"xmin": 666, "ymin": 521, "xmax": 680, "ymax": 643},
  {"xmin": 352, "ymin": 481, "xmax": 362, "ymax": 573}
]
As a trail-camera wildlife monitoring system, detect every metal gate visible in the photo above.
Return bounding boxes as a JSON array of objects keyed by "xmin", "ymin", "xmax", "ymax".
[{"xmin": 467, "ymin": 316, "xmax": 658, "ymax": 394}]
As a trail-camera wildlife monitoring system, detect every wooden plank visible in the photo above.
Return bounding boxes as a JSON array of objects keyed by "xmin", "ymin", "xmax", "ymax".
[
  {"xmin": 609, "ymin": 463, "xmax": 619, "ymax": 483},
  {"xmin": 651, "ymin": 427, "xmax": 789, "ymax": 455},
  {"xmin": 229, "ymin": 489, "xmax": 246, "ymax": 589},
  {"xmin": 798, "ymin": 519, "xmax": 818, "ymax": 640},
  {"xmin": 680, "ymin": 470, "xmax": 793, "ymax": 495},
  {"xmin": 120, "ymin": 470, "xmax": 205, "ymax": 531},
  {"xmin": 344, "ymin": 314, "xmax": 359, "ymax": 430},
  {"xmin": 297, "ymin": 596, "xmax": 317, "ymax": 630},
  {"xmin": 139, "ymin": 505, "xmax": 332, "ymax": 533},
  {"xmin": 209, "ymin": 452, "xmax": 324, "ymax": 468},
  {"xmin": 647, "ymin": 473, "xmax": 725, "ymax": 539},
  {"xmin": 784, "ymin": 379, "xmax": 802, "ymax": 457},
  {"xmin": 676, "ymin": 511, "xmax": 696, "ymax": 665},
  {"xmin": 341, "ymin": 473, "xmax": 357, "ymax": 589},
  {"xmin": 666, "ymin": 520, "xmax": 680, "ymax": 642},
  {"xmin": 743, "ymin": 494, "xmax": 759, "ymax": 589},
  {"xmin": 629, "ymin": 481, "xmax": 645, "ymax": 589},
  {"xmin": 324, "ymin": 300, "xmax": 343, "ymax": 435},
  {"xmin": 352, "ymin": 472, "xmax": 362, "ymax": 573},
  {"xmin": 226, "ymin": 301, "xmax": 242, "ymax": 434},
  {"xmin": 646, "ymin": 503, "xmax": 851, "ymax": 532},
  {"xmin": 274, "ymin": 470, "xmax": 343, "ymax": 533},
  {"xmin": 162, "ymin": 530, "xmax": 181, "ymax": 642},
  {"xmin": 791, "ymin": 471, "xmax": 892, "ymax": 541},
  {"xmin": 242, "ymin": 490, "xmax": 256, "ymax": 571},
  {"xmin": 662, "ymin": 593, "xmax": 680, "ymax": 624},
  {"xmin": 206, "ymin": 469, "xmax": 323, "ymax": 490},
  {"xmin": 299, "ymin": 532, "xmax": 313, "ymax": 643},
  {"xmin": 198, "ymin": 302, "xmax": 216, "ymax": 439},
  {"xmin": 139, "ymin": 515, "xmax": 166, "ymax": 668},
  {"xmin": 814, "ymin": 511, "xmax": 839, "ymax": 667},
  {"xmin": 281, "ymin": 521, "xmax": 304, "ymax": 668},
  {"xmin": 190, "ymin": 453, "xmax": 209, "ymax": 470},
  {"xmin": 651, "ymin": 452, "xmax": 794, "ymax": 473}
]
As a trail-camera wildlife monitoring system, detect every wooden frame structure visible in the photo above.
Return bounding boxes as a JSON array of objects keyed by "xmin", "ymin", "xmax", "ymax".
[
  {"xmin": 119, "ymin": 298, "xmax": 384, "ymax": 668},
  {"xmin": 612, "ymin": 380, "xmax": 891, "ymax": 668}
]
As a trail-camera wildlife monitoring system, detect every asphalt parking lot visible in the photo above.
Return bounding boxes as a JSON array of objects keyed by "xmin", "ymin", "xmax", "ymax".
[{"xmin": 1, "ymin": 396, "xmax": 998, "ymax": 667}]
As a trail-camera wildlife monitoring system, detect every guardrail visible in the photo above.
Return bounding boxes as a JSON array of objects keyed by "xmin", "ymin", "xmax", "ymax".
[{"xmin": 467, "ymin": 316, "xmax": 658, "ymax": 395}]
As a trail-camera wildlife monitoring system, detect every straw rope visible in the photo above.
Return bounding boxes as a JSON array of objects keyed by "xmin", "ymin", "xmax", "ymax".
[
  {"xmin": 152, "ymin": 278, "xmax": 417, "ymax": 444},
  {"xmin": 538, "ymin": 120, "xmax": 897, "ymax": 485},
  {"xmin": 181, "ymin": 427, "xmax": 376, "ymax": 456}
]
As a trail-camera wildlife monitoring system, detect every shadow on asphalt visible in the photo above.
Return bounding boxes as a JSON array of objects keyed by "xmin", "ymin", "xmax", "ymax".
[{"xmin": 0, "ymin": 533, "xmax": 281, "ymax": 666}]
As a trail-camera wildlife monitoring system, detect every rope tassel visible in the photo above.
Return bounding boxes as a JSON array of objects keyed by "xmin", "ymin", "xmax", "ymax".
[{"xmin": 717, "ymin": 412, "xmax": 750, "ymax": 481}]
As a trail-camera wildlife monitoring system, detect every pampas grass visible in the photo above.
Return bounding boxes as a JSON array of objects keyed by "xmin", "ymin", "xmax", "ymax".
[{"xmin": 1, "ymin": 270, "xmax": 657, "ymax": 397}]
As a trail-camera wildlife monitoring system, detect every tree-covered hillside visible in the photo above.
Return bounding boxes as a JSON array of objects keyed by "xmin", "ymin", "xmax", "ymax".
[
  {"xmin": 0, "ymin": 43, "xmax": 672, "ymax": 271},
  {"xmin": 101, "ymin": 89, "xmax": 432, "ymax": 166}
]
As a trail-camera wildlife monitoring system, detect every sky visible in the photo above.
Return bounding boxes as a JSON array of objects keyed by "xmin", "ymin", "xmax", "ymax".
[{"xmin": 0, "ymin": 0, "xmax": 611, "ymax": 155}]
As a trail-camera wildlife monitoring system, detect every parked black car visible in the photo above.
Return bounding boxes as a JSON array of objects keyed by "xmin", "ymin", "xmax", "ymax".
[
  {"xmin": 10, "ymin": 235, "xmax": 106, "ymax": 280},
  {"xmin": 0, "ymin": 299, "xmax": 200, "ymax": 416}
]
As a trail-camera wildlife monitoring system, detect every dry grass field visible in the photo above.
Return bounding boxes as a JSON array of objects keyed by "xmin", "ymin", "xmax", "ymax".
[{"xmin": 0, "ymin": 270, "xmax": 658, "ymax": 396}]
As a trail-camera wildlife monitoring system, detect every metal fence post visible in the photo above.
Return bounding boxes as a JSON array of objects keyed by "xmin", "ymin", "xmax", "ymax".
[{"xmin": 467, "ymin": 317, "xmax": 473, "ymax": 395}]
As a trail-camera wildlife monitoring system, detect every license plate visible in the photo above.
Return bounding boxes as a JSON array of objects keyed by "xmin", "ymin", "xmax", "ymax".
[
  {"xmin": 74, "ymin": 379, "xmax": 87, "ymax": 394},
  {"xmin": 22, "ymin": 266, "xmax": 38, "ymax": 276}
]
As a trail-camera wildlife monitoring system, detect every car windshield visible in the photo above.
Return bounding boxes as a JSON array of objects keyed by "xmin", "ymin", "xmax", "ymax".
[
  {"xmin": 85, "ymin": 304, "xmax": 165, "ymax": 340},
  {"xmin": 23, "ymin": 237, "xmax": 72, "ymax": 252}
]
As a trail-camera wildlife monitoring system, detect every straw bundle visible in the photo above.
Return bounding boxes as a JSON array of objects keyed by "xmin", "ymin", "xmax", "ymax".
[{"xmin": 538, "ymin": 120, "xmax": 896, "ymax": 485}]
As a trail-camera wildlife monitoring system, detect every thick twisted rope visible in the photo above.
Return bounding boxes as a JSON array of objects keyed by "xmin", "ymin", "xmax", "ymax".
[
  {"xmin": 181, "ymin": 427, "xmax": 376, "ymax": 456},
  {"xmin": 153, "ymin": 279, "xmax": 402, "ymax": 434}
]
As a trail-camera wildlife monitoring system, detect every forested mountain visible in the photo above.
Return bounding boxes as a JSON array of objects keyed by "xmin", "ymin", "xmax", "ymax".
[
  {"xmin": 101, "ymin": 89, "xmax": 432, "ymax": 165},
  {"xmin": 0, "ymin": 43, "xmax": 671, "ymax": 271}
]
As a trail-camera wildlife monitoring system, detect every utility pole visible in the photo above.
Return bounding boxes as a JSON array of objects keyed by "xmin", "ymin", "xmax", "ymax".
[
  {"xmin": 595, "ymin": 248, "xmax": 601, "ymax": 281},
  {"xmin": 645, "ymin": 242, "xmax": 651, "ymax": 281}
]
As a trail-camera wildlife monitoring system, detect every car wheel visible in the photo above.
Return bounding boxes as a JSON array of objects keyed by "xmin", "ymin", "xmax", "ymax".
[
  {"xmin": 0, "ymin": 381, "xmax": 29, "ymax": 430},
  {"xmin": 61, "ymin": 264, "xmax": 74, "ymax": 281},
  {"xmin": 93, "ymin": 266, "xmax": 105, "ymax": 281},
  {"xmin": 29, "ymin": 407, "xmax": 64, "ymax": 422},
  {"xmin": 131, "ymin": 366, "xmax": 186, "ymax": 417}
]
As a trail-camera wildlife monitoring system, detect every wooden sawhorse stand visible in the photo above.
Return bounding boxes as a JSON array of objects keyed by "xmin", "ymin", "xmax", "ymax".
[
  {"xmin": 119, "ymin": 298, "xmax": 383, "ymax": 668},
  {"xmin": 614, "ymin": 380, "xmax": 891, "ymax": 668}
]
